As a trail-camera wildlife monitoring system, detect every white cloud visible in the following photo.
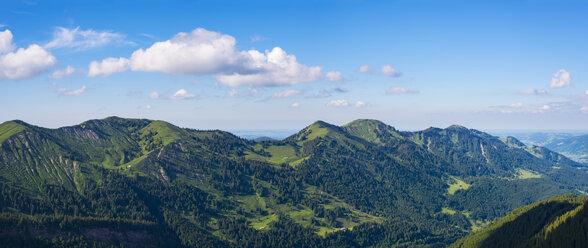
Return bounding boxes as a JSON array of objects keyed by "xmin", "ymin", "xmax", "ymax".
[
  {"xmin": 0, "ymin": 30, "xmax": 16, "ymax": 53},
  {"xmin": 519, "ymin": 88, "xmax": 549, "ymax": 95},
  {"xmin": 52, "ymin": 65, "xmax": 75, "ymax": 79},
  {"xmin": 550, "ymin": 69, "xmax": 571, "ymax": 88},
  {"xmin": 358, "ymin": 65, "xmax": 373, "ymax": 73},
  {"xmin": 581, "ymin": 106, "xmax": 588, "ymax": 113},
  {"xmin": 386, "ymin": 87, "xmax": 418, "ymax": 94},
  {"xmin": 0, "ymin": 37, "xmax": 56, "ymax": 80},
  {"xmin": 215, "ymin": 47, "xmax": 322, "ymax": 86},
  {"xmin": 291, "ymin": 102, "xmax": 300, "ymax": 108},
  {"xmin": 90, "ymin": 28, "xmax": 322, "ymax": 86},
  {"xmin": 271, "ymin": 89, "xmax": 300, "ymax": 99},
  {"xmin": 355, "ymin": 101, "xmax": 366, "ymax": 107},
  {"xmin": 325, "ymin": 71, "xmax": 343, "ymax": 82},
  {"xmin": 148, "ymin": 91, "xmax": 159, "ymax": 99},
  {"xmin": 145, "ymin": 105, "xmax": 152, "ymax": 110},
  {"xmin": 129, "ymin": 28, "xmax": 239, "ymax": 75},
  {"xmin": 224, "ymin": 88, "xmax": 260, "ymax": 98},
  {"xmin": 585, "ymin": 90, "xmax": 588, "ymax": 95},
  {"xmin": 509, "ymin": 102, "xmax": 523, "ymax": 108},
  {"xmin": 327, "ymin": 99, "xmax": 349, "ymax": 107},
  {"xmin": 381, "ymin": 65, "xmax": 400, "ymax": 77},
  {"xmin": 45, "ymin": 27, "xmax": 127, "ymax": 50},
  {"xmin": 63, "ymin": 85, "xmax": 86, "ymax": 96},
  {"xmin": 170, "ymin": 89, "xmax": 197, "ymax": 100},
  {"xmin": 88, "ymin": 57, "xmax": 129, "ymax": 77}
]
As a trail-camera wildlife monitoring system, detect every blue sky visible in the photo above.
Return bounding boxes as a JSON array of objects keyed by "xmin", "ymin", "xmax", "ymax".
[{"xmin": 1, "ymin": 0, "xmax": 587, "ymax": 131}]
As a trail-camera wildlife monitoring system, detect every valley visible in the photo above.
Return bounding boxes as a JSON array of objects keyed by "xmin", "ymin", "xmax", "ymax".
[{"xmin": 1, "ymin": 117, "xmax": 587, "ymax": 247}]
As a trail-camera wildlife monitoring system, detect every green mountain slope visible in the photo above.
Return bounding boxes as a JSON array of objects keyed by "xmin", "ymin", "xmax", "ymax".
[
  {"xmin": 0, "ymin": 117, "xmax": 587, "ymax": 247},
  {"xmin": 544, "ymin": 134, "xmax": 588, "ymax": 164},
  {"xmin": 494, "ymin": 132, "xmax": 588, "ymax": 164},
  {"xmin": 451, "ymin": 194, "xmax": 588, "ymax": 248}
]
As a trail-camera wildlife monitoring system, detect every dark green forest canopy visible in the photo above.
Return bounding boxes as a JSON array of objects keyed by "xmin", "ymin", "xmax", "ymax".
[
  {"xmin": 451, "ymin": 194, "xmax": 588, "ymax": 248},
  {"xmin": 0, "ymin": 117, "xmax": 586, "ymax": 247}
]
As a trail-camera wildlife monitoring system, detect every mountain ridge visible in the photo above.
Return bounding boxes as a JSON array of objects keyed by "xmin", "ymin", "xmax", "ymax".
[{"xmin": 1, "ymin": 116, "xmax": 587, "ymax": 247}]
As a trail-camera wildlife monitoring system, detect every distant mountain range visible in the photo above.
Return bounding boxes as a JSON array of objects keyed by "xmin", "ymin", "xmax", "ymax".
[
  {"xmin": 1, "ymin": 117, "xmax": 587, "ymax": 247},
  {"xmin": 229, "ymin": 129, "xmax": 297, "ymax": 141},
  {"xmin": 491, "ymin": 131, "xmax": 588, "ymax": 164}
]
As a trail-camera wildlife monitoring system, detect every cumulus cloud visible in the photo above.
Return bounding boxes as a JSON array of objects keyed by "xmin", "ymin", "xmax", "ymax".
[
  {"xmin": 88, "ymin": 57, "xmax": 129, "ymax": 77},
  {"xmin": 381, "ymin": 65, "xmax": 400, "ymax": 77},
  {"xmin": 355, "ymin": 101, "xmax": 366, "ymax": 107},
  {"xmin": 386, "ymin": 87, "xmax": 418, "ymax": 94},
  {"xmin": 581, "ymin": 106, "xmax": 588, "ymax": 113},
  {"xmin": 358, "ymin": 65, "xmax": 373, "ymax": 73},
  {"xmin": 63, "ymin": 85, "xmax": 86, "ymax": 96},
  {"xmin": 129, "ymin": 28, "xmax": 239, "ymax": 75},
  {"xmin": 585, "ymin": 90, "xmax": 588, "ymax": 95},
  {"xmin": 170, "ymin": 89, "xmax": 197, "ymax": 100},
  {"xmin": 89, "ymin": 28, "xmax": 322, "ymax": 86},
  {"xmin": 45, "ymin": 27, "xmax": 127, "ymax": 50},
  {"xmin": 52, "ymin": 65, "xmax": 75, "ymax": 79},
  {"xmin": 325, "ymin": 71, "xmax": 343, "ymax": 82},
  {"xmin": 148, "ymin": 91, "xmax": 159, "ymax": 99},
  {"xmin": 291, "ymin": 102, "xmax": 300, "ymax": 108},
  {"xmin": 327, "ymin": 99, "xmax": 349, "ymax": 107},
  {"xmin": 0, "ymin": 30, "xmax": 16, "ymax": 53},
  {"xmin": 271, "ymin": 89, "xmax": 300, "ymax": 99},
  {"xmin": 519, "ymin": 88, "xmax": 549, "ymax": 95},
  {"xmin": 215, "ymin": 47, "xmax": 322, "ymax": 86},
  {"xmin": 0, "ymin": 30, "xmax": 56, "ymax": 80},
  {"xmin": 550, "ymin": 69, "xmax": 571, "ymax": 88}
]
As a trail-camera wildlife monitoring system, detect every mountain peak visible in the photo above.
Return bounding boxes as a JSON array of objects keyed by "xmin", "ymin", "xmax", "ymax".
[
  {"xmin": 446, "ymin": 124, "xmax": 468, "ymax": 131},
  {"xmin": 285, "ymin": 120, "xmax": 345, "ymax": 142},
  {"xmin": 343, "ymin": 119, "xmax": 387, "ymax": 127},
  {"xmin": 0, "ymin": 120, "xmax": 31, "ymax": 144},
  {"xmin": 309, "ymin": 120, "xmax": 334, "ymax": 128},
  {"xmin": 342, "ymin": 119, "xmax": 401, "ymax": 143}
]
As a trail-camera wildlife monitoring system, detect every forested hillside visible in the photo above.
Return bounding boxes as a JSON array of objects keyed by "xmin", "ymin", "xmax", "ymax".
[
  {"xmin": 0, "ymin": 117, "xmax": 586, "ymax": 247},
  {"xmin": 494, "ymin": 132, "xmax": 588, "ymax": 164},
  {"xmin": 451, "ymin": 194, "xmax": 588, "ymax": 248}
]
